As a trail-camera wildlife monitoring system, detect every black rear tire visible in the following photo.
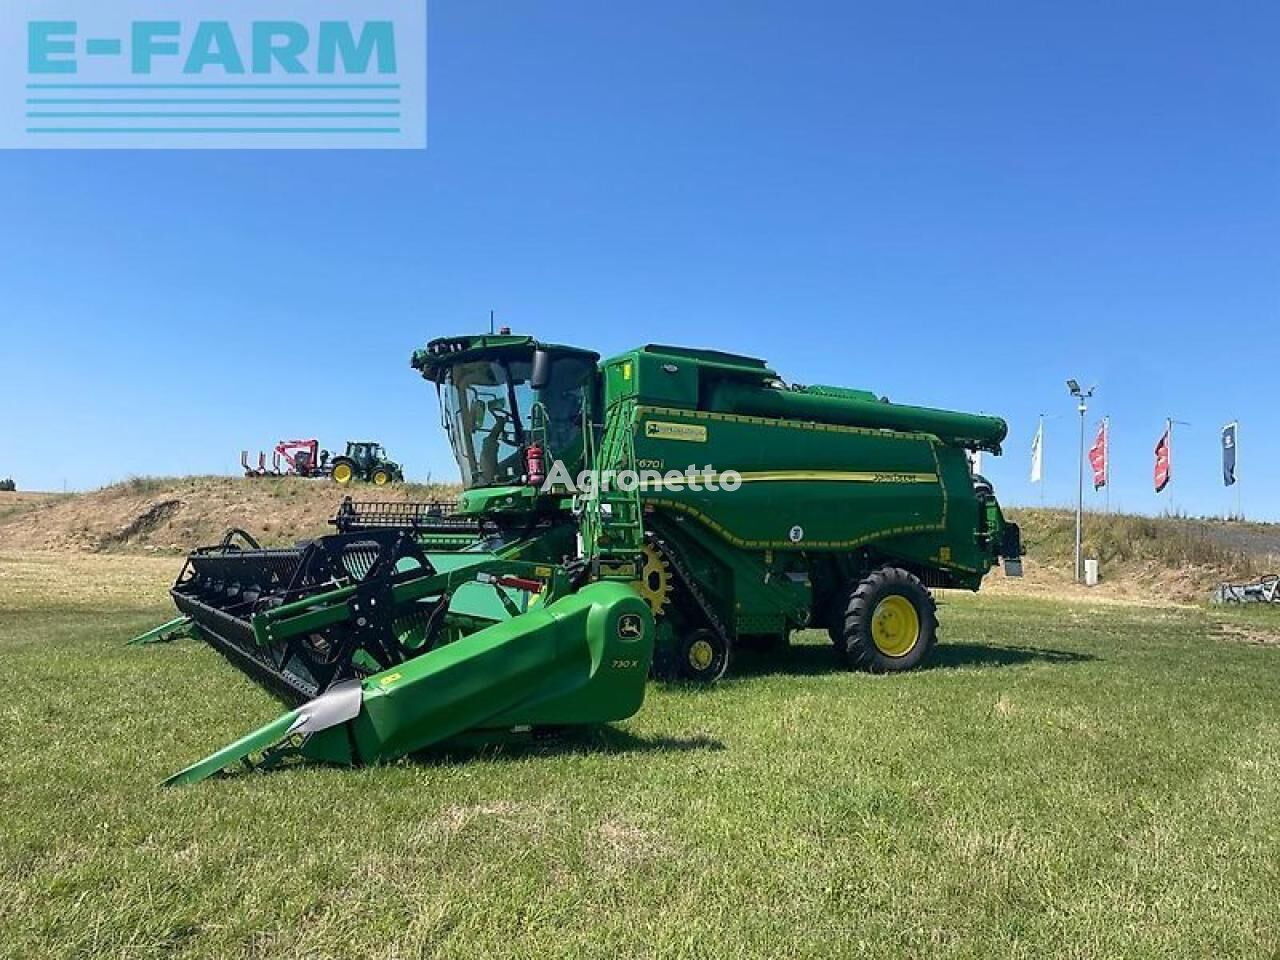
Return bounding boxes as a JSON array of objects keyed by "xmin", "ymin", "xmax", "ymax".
[{"xmin": 834, "ymin": 567, "xmax": 937, "ymax": 673}]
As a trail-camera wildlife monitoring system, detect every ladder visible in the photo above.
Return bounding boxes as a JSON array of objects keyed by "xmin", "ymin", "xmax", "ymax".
[{"xmin": 580, "ymin": 397, "xmax": 644, "ymax": 573}]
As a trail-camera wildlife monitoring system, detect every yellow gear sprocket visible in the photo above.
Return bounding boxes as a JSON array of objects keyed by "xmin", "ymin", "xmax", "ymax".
[{"xmin": 632, "ymin": 543, "xmax": 673, "ymax": 616}]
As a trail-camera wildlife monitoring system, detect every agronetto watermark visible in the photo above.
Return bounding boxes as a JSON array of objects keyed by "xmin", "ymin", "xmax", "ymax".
[
  {"xmin": 1, "ymin": 0, "xmax": 426, "ymax": 149},
  {"xmin": 542, "ymin": 462, "xmax": 742, "ymax": 496}
]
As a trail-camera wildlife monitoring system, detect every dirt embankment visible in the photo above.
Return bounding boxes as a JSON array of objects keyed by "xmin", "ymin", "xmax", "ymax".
[
  {"xmin": 0, "ymin": 490, "xmax": 71, "ymax": 521},
  {"xmin": 0, "ymin": 477, "xmax": 458, "ymax": 553},
  {"xmin": 1007, "ymin": 508, "xmax": 1280, "ymax": 604}
]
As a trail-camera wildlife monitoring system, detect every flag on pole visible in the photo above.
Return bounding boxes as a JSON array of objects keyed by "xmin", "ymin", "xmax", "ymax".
[
  {"xmin": 1222, "ymin": 422, "xmax": 1237, "ymax": 487},
  {"xmin": 1029, "ymin": 418, "xmax": 1043, "ymax": 483},
  {"xmin": 1153, "ymin": 422, "xmax": 1172, "ymax": 493},
  {"xmin": 1088, "ymin": 418, "xmax": 1108, "ymax": 490}
]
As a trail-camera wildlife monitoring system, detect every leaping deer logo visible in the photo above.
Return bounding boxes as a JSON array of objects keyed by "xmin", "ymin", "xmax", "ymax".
[{"xmin": 617, "ymin": 614, "xmax": 643, "ymax": 640}]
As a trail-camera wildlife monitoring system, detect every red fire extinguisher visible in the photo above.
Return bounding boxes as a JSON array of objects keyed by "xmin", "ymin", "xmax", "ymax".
[{"xmin": 525, "ymin": 443, "xmax": 545, "ymax": 487}]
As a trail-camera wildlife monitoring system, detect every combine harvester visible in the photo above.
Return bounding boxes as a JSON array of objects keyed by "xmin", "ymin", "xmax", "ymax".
[{"xmin": 134, "ymin": 332, "xmax": 1022, "ymax": 784}]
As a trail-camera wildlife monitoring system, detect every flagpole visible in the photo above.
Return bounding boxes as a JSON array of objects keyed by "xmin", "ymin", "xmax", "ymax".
[{"xmin": 1067, "ymin": 381, "xmax": 1094, "ymax": 583}]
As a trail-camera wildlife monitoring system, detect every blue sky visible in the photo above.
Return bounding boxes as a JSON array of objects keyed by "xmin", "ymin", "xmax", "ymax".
[{"xmin": 1, "ymin": 0, "xmax": 1276, "ymax": 518}]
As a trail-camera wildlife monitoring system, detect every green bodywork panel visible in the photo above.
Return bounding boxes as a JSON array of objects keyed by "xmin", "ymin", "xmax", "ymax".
[
  {"xmin": 318, "ymin": 580, "xmax": 652, "ymax": 763},
  {"xmin": 648, "ymin": 513, "xmax": 812, "ymax": 636},
  {"xmin": 629, "ymin": 404, "xmax": 991, "ymax": 581},
  {"xmin": 457, "ymin": 484, "xmax": 540, "ymax": 516},
  {"xmin": 595, "ymin": 345, "xmax": 1010, "ymax": 597}
]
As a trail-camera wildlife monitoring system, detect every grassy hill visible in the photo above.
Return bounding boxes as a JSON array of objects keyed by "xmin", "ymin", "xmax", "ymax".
[
  {"xmin": 0, "ymin": 476, "xmax": 457, "ymax": 553},
  {"xmin": 1008, "ymin": 508, "xmax": 1279, "ymax": 601}
]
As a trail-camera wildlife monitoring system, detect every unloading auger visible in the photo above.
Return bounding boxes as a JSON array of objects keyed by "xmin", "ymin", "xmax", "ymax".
[{"xmin": 135, "ymin": 329, "xmax": 1021, "ymax": 784}]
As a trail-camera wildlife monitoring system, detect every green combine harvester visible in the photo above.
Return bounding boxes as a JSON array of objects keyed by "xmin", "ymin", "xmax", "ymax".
[{"xmin": 135, "ymin": 332, "xmax": 1021, "ymax": 784}]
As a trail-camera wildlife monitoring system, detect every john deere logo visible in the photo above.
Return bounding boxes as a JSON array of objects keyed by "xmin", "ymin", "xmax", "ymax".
[
  {"xmin": 644, "ymin": 421, "xmax": 707, "ymax": 443},
  {"xmin": 617, "ymin": 614, "xmax": 644, "ymax": 640}
]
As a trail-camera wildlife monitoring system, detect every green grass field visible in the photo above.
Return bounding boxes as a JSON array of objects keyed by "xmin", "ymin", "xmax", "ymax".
[{"xmin": 3, "ymin": 554, "xmax": 1279, "ymax": 959}]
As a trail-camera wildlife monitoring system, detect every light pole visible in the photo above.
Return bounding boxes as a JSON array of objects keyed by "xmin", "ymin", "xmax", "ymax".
[{"xmin": 1067, "ymin": 379, "xmax": 1095, "ymax": 582}]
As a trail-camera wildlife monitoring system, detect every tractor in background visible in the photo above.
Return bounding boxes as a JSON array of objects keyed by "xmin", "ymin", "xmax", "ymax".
[
  {"xmin": 329, "ymin": 441, "xmax": 404, "ymax": 486},
  {"xmin": 240, "ymin": 439, "xmax": 403, "ymax": 485}
]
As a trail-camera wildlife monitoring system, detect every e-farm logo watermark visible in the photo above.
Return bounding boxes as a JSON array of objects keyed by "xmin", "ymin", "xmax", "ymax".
[{"xmin": 1, "ymin": 1, "xmax": 425, "ymax": 149}]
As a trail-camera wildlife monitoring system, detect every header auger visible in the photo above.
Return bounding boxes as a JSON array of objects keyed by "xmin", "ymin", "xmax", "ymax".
[{"xmin": 134, "ymin": 330, "xmax": 1020, "ymax": 784}]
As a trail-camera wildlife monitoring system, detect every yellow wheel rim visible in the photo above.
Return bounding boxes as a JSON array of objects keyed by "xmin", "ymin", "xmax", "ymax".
[
  {"xmin": 373, "ymin": 470, "xmax": 389, "ymax": 486},
  {"xmin": 688, "ymin": 638, "xmax": 715, "ymax": 672},
  {"xmin": 333, "ymin": 463, "xmax": 353, "ymax": 485},
  {"xmin": 870, "ymin": 595, "xmax": 921, "ymax": 657}
]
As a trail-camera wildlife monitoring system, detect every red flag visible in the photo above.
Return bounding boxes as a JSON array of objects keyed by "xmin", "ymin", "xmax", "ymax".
[
  {"xmin": 1088, "ymin": 419, "xmax": 1108, "ymax": 489},
  {"xmin": 1153, "ymin": 424, "xmax": 1171, "ymax": 493}
]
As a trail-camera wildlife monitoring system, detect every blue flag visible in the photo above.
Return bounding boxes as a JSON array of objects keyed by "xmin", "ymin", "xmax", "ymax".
[{"xmin": 1222, "ymin": 423, "xmax": 1237, "ymax": 487}]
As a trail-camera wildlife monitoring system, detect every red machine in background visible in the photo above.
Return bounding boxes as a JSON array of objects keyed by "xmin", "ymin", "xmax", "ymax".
[{"xmin": 240, "ymin": 439, "xmax": 331, "ymax": 478}]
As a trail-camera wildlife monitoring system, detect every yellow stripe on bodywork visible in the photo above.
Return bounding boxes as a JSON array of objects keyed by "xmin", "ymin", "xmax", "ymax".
[
  {"xmin": 736, "ymin": 470, "xmax": 937, "ymax": 484},
  {"xmin": 637, "ymin": 470, "xmax": 937, "ymax": 489}
]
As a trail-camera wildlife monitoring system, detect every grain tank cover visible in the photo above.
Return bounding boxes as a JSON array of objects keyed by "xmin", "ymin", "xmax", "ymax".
[
  {"xmin": 708, "ymin": 380, "xmax": 1007, "ymax": 452},
  {"xmin": 641, "ymin": 344, "xmax": 776, "ymax": 379},
  {"xmin": 605, "ymin": 343, "xmax": 1007, "ymax": 452}
]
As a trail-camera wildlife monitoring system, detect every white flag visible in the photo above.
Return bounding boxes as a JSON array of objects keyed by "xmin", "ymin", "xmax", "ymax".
[{"xmin": 1030, "ymin": 418, "xmax": 1043, "ymax": 483}]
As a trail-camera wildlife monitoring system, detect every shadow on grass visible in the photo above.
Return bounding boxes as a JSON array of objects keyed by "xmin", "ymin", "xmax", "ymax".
[
  {"xmin": 199, "ymin": 727, "xmax": 724, "ymax": 785},
  {"xmin": 731, "ymin": 640, "xmax": 1095, "ymax": 678},
  {"xmin": 407, "ymin": 726, "xmax": 725, "ymax": 767},
  {"xmin": 926, "ymin": 642, "xmax": 1096, "ymax": 669}
]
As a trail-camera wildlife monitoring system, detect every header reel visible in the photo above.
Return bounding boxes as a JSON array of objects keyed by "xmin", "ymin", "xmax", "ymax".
[{"xmin": 170, "ymin": 526, "xmax": 448, "ymax": 702}]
